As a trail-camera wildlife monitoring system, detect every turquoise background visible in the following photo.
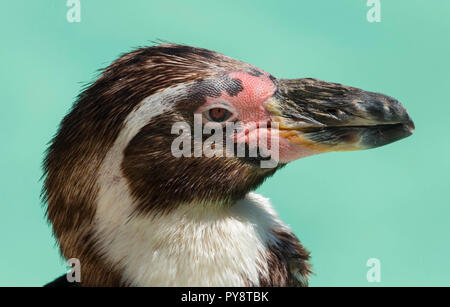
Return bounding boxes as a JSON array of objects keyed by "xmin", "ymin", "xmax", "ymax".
[{"xmin": 1, "ymin": 0, "xmax": 449, "ymax": 286}]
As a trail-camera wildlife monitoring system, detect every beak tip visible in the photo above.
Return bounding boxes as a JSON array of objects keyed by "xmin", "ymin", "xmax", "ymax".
[
  {"xmin": 406, "ymin": 120, "xmax": 415, "ymax": 136},
  {"xmin": 401, "ymin": 111, "xmax": 415, "ymax": 136}
]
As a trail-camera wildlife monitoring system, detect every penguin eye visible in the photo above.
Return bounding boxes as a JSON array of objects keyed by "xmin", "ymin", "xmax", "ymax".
[{"xmin": 208, "ymin": 108, "xmax": 232, "ymax": 122}]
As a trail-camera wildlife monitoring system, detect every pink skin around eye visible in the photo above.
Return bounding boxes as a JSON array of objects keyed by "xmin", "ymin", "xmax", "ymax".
[
  {"xmin": 199, "ymin": 70, "xmax": 275, "ymax": 121},
  {"xmin": 199, "ymin": 70, "xmax": 318, "ymax": 164}
]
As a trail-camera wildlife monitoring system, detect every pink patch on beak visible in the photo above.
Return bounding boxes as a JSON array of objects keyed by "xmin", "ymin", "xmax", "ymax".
[
  {"xmin": 227, "ymin": 71, "xmax": 276, "ymax": 116},
  {"xmin": 200, "ymin": 70, "xmax": 318, "ymax": 165},
  {"xmin": 234, "ymin": 124, "xmax": 318, "ymax": 165},
  {"xmin": 200, "ymin": 70, "xmax": 276, "ymax": 123},
  {"xmin": 226, "ymin": 72, "xmax": 321, "ymax": 163},
  {"xmin": 277, "ymin": 140, "xmax": 319, "ymax": 163}
]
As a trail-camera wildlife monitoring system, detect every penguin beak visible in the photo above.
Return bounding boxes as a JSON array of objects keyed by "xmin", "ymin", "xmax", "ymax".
[{"xmin": 265, "ymin": 78, "xmax": 414, "ymax": 153}]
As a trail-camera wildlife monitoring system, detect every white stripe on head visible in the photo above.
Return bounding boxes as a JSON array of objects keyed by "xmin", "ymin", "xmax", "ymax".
[
  {"xmin": 95, "ymin": 83, "xmax": 188, "ymax": 262},
  {"xmin": 97, "ymin": 83, "xmax": 188, "ymax": 194}
]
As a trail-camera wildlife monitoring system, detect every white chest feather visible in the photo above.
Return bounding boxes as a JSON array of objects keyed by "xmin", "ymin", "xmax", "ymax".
[{"xmin": 96, "ymin": 190, "xmax": 286, "ymax": 286}]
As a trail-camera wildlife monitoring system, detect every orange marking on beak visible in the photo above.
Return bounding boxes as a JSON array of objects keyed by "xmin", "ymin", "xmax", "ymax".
[{"xmin": 278, "ymin": 130, "xmax": 362, "ymax": 153}]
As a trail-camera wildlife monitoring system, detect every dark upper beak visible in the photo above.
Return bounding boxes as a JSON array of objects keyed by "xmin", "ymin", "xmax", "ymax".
[{"xmin": 265, "ymin": 78, "xmax": 414, "ymax": 152}]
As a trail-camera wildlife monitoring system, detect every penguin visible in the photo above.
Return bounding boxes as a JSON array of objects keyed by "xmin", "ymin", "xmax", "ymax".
[{"xmin": 43, "ymin": 44, "xmax": 414, "ymax": 287}]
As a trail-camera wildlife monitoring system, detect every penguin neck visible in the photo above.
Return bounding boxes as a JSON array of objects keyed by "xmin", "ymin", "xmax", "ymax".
[{"xmin": 94, "ymin": 181, "xmax": 284, "ymax": 286}]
